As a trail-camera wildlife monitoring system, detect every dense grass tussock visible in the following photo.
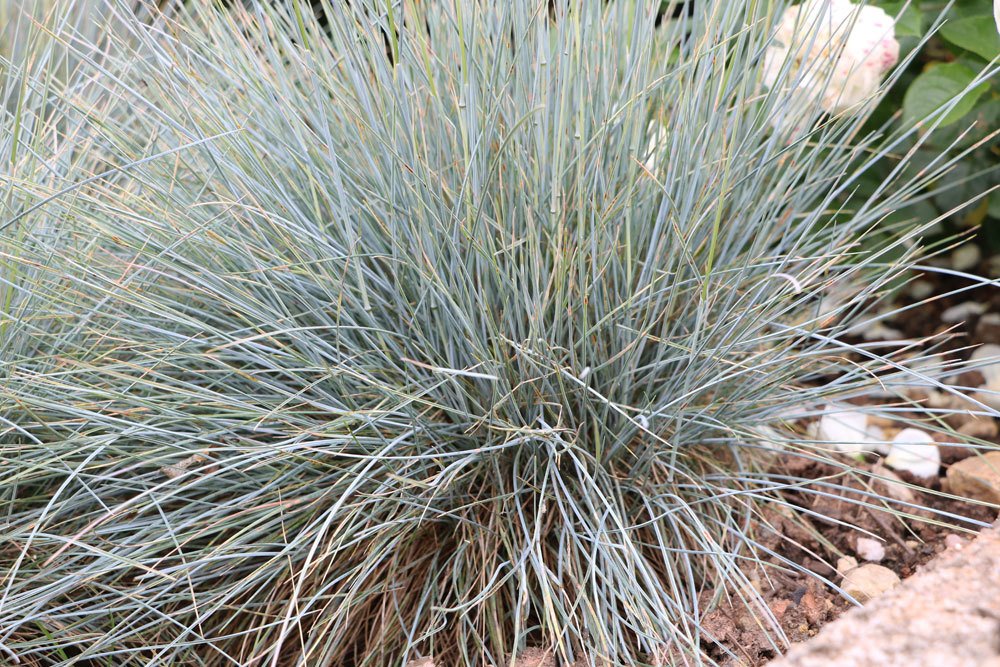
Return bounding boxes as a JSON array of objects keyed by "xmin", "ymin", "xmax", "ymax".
[{"xmin": 1, "ymin": 1, "xmax": 997, "ymax": 665}]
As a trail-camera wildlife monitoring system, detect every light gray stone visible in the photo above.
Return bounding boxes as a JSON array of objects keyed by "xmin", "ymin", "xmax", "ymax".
[
  {"xmin": 945, "ymin": 452, "xmax": 1000, "ymax": 504},
  {"xmin": 841, "ymin": 564, "xmax": 900, "ymax": 603},
  {"xmin": 855, "ymin": 537, "xmax": 886, "ymax": 562}
]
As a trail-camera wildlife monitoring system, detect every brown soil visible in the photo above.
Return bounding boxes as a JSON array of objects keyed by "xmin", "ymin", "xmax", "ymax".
[
  {"xmin": 766, "ymin": 522, "xmax": 1000, "ymax": 667},
  {"xmin": 893, "ymin": 263, "xmax": 1000, "ymax": 352},
  {"xmin": 699, "ymin": 261, "xmax": 1000, "ymax": 667},
  {"xmin": 699, "ymin": 454, "xmax": 998, "ymax": 667}
]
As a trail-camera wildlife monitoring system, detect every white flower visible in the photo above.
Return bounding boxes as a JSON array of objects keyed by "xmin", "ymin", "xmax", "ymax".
[
  {"xmin": 763, "ymin": 0, "xmax": 899, "ymax": 119},
  {"xmin": 995, "ymin": 0, "xmax": 1000, "ymax": 36}
]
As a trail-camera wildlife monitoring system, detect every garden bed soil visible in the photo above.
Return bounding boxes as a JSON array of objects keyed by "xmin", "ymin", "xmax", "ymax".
[
  {"xmin": 700, "ymin": 454, "xmax": 997, "ymax": 667},
  {"xmin": 764, "ymin": 521, "xmax": 1000, "ymax": 667},
  {"xmin": 701, "ymin": 261, "xmax": 1000, "ymax": 667}
]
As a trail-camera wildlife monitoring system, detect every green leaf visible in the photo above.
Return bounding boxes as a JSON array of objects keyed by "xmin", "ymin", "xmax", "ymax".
[
  {"xmin": 939, "ymin": 15, "xmax": 1000, "ymax": 60},
  {"xmin": 989, "ymin": 191, "xmax": 1000, "ymax": 219},
  {"xmin": 874, "ymin": 1, "xmax": 924, "ymax": 37},
  {"xmin": 902, "ymin": 62, "xmax": 990, "ymax": 128},
  {"xmin": 952, "ymin": 0, "xmax": 995, "ymax": 16},
  {"xmin": 921, "ymin": 97, "xmax": 1000, "ymax": 150}
]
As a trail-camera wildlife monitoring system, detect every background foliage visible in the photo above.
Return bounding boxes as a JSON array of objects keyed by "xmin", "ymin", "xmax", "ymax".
[{"xmin": 868, "ymin": 0, "xmax": 999, "ymax": 250}]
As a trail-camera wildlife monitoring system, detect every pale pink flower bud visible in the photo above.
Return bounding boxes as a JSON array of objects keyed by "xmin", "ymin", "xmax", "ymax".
[{"xmin": 763, "ymin": 0, "xmax": 899, "ymax": 121}]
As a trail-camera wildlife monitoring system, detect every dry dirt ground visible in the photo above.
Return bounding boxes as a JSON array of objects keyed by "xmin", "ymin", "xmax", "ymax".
[
  {"xmin": 696, "ymin": 455, "xmax": 997, "ymax": 666},
  {"xmin": 700, "ymin": 257, "xmax": 1000, "ymax": 666},
  {"xmin": 765, "ymin": 520, "xmax": 1000, "ymax": 667}
]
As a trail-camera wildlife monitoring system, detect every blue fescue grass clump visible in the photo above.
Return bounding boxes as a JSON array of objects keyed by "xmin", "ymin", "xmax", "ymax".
[{"xmin": 0, "ymin": 1, "xmax": 996, "ymax": 665}]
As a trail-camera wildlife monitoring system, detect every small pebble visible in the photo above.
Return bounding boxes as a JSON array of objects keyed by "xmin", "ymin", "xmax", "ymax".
[
  {"xmin": 815, "ymin": 406, "xmax": 878, "ymax": 455},
  {"xmin": 770, "ymin": 598, "xmax": 791, "ymax": 621},
  {"xmin": 950, "ymin": 243, "xmax": 981, "ymax": 271},
  {"xmin": 861, "ymin": 322, "xmax": 904, "ymax": 342},
  {"xmin": 865, "ymin": 424, "xmax": 891, "ymax": 454},
  {"xmin": 800, "ymin": 589, "xmax": 826, "ymax": 625},
  {"xmin": 884, "ymin": 428, "xmax": 941, "ymax": 478},
  {"xmin": 941, "ymin": 301, "xmax": 988, "ymax": 323},
  {"xmin": 989, "ymin": 255, "xmax": 1000, "ymax": 279},
  {"xmin": 754, "ymin": 425, "xmax": 787, "ymax": 452},
  {"xmin": 855, "ymin": 537, "xmax": 886, "ymax": 562},
  {"xmin": 836, "ymin": 556, "xmax": 859, "ymax": 576},
  {"xmin": 927, "ymin": 389, "xmax": 968, "ymax": 410},
  {"xmin": 908, "ymin": 279, "xmax": 935, "ymax": 300},
  {"xmin": 944, "ymin": 534, "xmax": 967, "ymax": 551},
  {"xmin": 871, "ymin": 463, "xmax": 918, "ymax": 503},
  {"xmin": 975, "ymin": 314, "xmax": 1000, "ymax": 345},
  {"xmin": 945, "ymin": 451, "xmax": 1000, "ymax": 504},
  {"xmin": 957, "ymin": 415, "xmax": 999, "ymax": 440},
  {"xmin": 970, "ymin": 344, "xmax": 1000, "ymax": 386},
  {"xmin": 841, "ymin": 564, "xmax": 900, "ymax": 603},
  {"xmin": 971, "ymin": 387, "xmax": 1000, "ymax": 412}
]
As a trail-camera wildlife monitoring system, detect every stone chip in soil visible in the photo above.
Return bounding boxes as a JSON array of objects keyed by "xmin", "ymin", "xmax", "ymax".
[
  {"xmin": 854, "ymin": 537, "xmax": 885, "ymax": 562},
  {"xmin": 405, "ymin": 659, "xmax": 436, "ymax": 667},
  {"xmin": 840, "ymin": 563, "xmax": 899, "ymax": 602},
  {"xmin": 945, "ymin": 451, "xmax": 1000, "ymax": 504}
]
